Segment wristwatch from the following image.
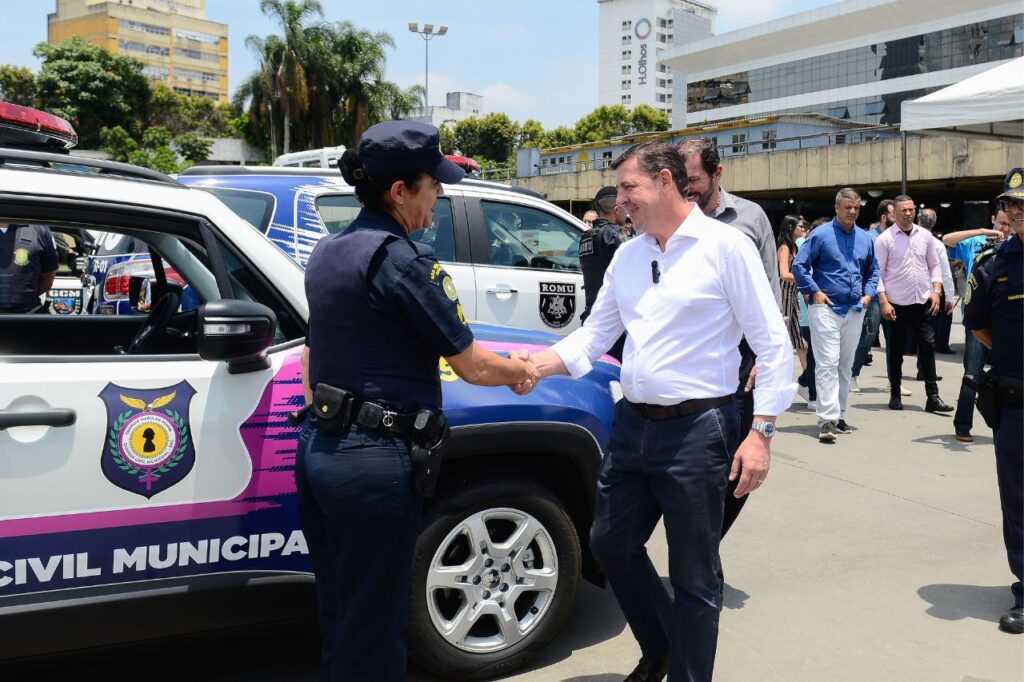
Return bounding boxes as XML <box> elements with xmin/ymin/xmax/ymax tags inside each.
<box><xmin>750</xmin><ymin>420</ymin><xmax>776</xmax><ymax>438</ymax></box>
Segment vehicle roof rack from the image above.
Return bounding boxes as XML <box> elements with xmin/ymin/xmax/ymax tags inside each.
<box><xmin>0</xmin><ymin>148</ymin><xmax>180</xmax><ymax>185</ymax></box>
<box><xmin>179</xmin><ymin>165</ymin><xmax>343</xmax><ymax>177</ymax></box>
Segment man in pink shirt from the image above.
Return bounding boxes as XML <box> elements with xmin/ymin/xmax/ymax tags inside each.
<box><xmin>875</xmin><ymin>195</ymin><xmax>954</xmax><ymax>412</ymax></box>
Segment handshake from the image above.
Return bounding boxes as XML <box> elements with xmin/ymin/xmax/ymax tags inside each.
<box><xmin>509</xmin><ymin>349</ymin><xmax>541</xmax><ymax>396</ymax></box>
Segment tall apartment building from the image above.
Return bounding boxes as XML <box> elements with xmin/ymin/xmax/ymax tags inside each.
<box><xmin>662</xmin><ymin>0</ymin><xmax>1022</xmax><ymax>129</ymax></box>
<box><xmin>597</xmin><ymin>0</ymin><xmax>716</xmax><ymax>121</ymax></box>
<box><xmin>48</xmin><ymin>0</ymin><xmax>228</xmax><ymax>103</ymax></box>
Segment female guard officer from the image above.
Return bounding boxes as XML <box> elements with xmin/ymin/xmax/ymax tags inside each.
<box><xmin>296</xmin><ymin>120</ymin><xmax>540</xmax><ymax>681</ymax></box>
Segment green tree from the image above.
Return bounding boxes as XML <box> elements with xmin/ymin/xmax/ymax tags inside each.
<box><xmin>147</xmin><ymin>84</ymin><xmax>235</xmax><ymax>137</ymax></box>
<box><xmin>573</xmin><ymin>104</ymin><xmax>633</xmax><ymax>143</ymax></box>
<box><xmin>541</xmin><ymin>125</ymin><xmax>578</xmax><ymax>148</ymax></box>
<box><xmin>0</xmin><ymin>65</ymin><xmax>37</xmax><ymax>106</ymax></box>
<box><xmin>519</xmin><ymin>119</ymin><xmax>546</xmax><ymax>148</ymax></box>
<box><xmin>237</xmin><ymin>34</ymin><xmax>285</xmax><ymax>157</ymax></box>
<box><xmin>258</xmin><ymin>0</ymin><xmax>323</xmax><ymax>155</ymax></box>
<box><xmin>628</xmin><ymin>104</ymin><xmax>670</xmax><ymax>134</ymax></box>
<box><xmin>33</xmin><ymin>38</ymin><xmax>150</xmax><ymax>148</ymax></box>
<box><xmin>450</xmin><ymin>113</ymin><xmax>520</xmax><ymax>166</ymax></box>
<box><xmin>175</xmin><ymin>132</ymin><xmax>213</xmax><ymax>163</ymax></box>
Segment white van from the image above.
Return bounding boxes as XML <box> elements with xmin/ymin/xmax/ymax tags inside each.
<box><xmin>272</xmin><ymin>145</ymin><xmax>346</xmax><ymax>169</ymax></box>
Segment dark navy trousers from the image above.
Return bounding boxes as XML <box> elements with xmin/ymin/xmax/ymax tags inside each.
<box><xmin>994</xmin><ymin>403</ymin><xmax>1023</xmax><ymax>608</ymax></box>
<box><xmin>295</xmin><ymin>421</ymin><xmax>422</xmax><ymax>682</ymax></box>
<box><xmin>591</xmin><ymin>399</ymin><xmax>740</xmax><ymax>682</ymax></box>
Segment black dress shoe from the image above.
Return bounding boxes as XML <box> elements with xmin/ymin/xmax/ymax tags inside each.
<box><xmin>916</xmin><ymin>374</ymin><xmax>943</xmax><ymax>381</ymax></box>
<box><xmin>624</xmin><ymin>655</ymin><xmax>669</xmax><ymax>682</ymax></box>
<box><xmin>999</xmin><ymin>605</ymin><xmax>1023</xmax><ymax>634</ymax></box>
<box><xmin>889</xmin><ymin>395</ymin><xmax>903</xmax><ymax>410</ymax></box>
<box><xmin>863</xmin><ymin>352</ymin><xmax>873</xmax><ymax>366</ymax></box>
<box><xmin>925</xmin><ymin>396</ymin><xmax>954</xmax><ymax>413</ymax></box>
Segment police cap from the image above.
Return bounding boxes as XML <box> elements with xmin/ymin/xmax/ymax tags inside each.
<box><xmin>997</xmin><ymin>167</ymin><xmax>1024</xmax><ymax>202</ymax></box>
<box><xmin>359</xmin><ymin>120</ymin><xmax>465</xmax><ymax>184</ymax></box>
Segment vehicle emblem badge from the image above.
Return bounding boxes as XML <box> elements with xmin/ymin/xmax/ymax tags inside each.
<box><xmin>98</xmin><ymin>381</ymin><xmax>197</xmax><ymax>498</ymax></box>
<box><xmin>539</xmin><ymin>282</ymin><xmax>576</xmax><ymax>329</ymax></box>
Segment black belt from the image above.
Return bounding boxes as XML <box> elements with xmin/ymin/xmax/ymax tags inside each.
<box><xmin>628</xmin><ymin>395</ymin><xmax>732</xmax><ymax>421</ymax></box>
<box><xmin>344</xmin><ymin>399</ymin><xmax>421</xmax><ymax>437</ymax></box>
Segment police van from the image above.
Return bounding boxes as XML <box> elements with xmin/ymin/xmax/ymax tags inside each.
<box><xmin>0</xmin><ymin>109</ymin><xmax>620</xmax><ymax>679</ymax></box>
<box><xmin>178</xmin><ymin>165</ymin><xmax>588</xmax><ymax>335</ymax></box>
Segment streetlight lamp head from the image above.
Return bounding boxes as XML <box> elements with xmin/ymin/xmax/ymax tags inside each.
<box><xmin>423</xmin><ymin>23</ymin><xmax>434</xmax><ymax>33</ymax></box>
<box><xmin>438</xmin><ymin>26</ymin><xmax>448</xmax><ymax>35</ymax></box>
<box><xmin>408</xmin><ymin>22</ymin><xmax>419</xmax><ymax>32</ymax></box>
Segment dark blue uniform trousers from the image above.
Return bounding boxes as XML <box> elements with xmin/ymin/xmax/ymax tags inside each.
<box><xmin>296</xmin><ymin>422</ymin><xmax>422</xmax><ymax>681</ymax></box>
<box><xmin>591</xmin><ymin>399</ymin><xmax>740</xmax><ymax>682</ymax></box>
<box><xmin>994</xmin><ymin>403</ymin><xmax>1023</xmax><ymax>608</ymax></box>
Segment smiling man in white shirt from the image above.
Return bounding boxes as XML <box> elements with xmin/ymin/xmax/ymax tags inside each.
<box><xmin>525</xmin><ymin>140</ymin><xmax>794</xmax><ymax>682</ymax></box>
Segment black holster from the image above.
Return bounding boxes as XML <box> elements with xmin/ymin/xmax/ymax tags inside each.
<box><xmin>410</xmin><ymin>411</ymin><xmax>450</xmax><ymax>498</ymax></box>
<box><xmin>964</xmin><ymin>370</ymin><xmax>1019</xmax><ymax>432</ymax></box>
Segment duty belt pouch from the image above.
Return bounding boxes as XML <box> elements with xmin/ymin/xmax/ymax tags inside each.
<box><xmin>965</xmin><ymin>371</ymin><xmax>1001</xmax><ymax>431</ymax></box>
<box><xmin>410</xmin><ymin>411</ymin><xmax>449</xmax><ymax>498</ymax></box>
<box><xmin>312</xmin><ymin>384</ymin><xmax>354</xmax><ymax>436</ymax></box>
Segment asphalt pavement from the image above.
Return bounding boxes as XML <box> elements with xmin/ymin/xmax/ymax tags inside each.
<box><xmin>473</xmin><ymin>323</ymin><xmax>1024</xmax><ymax>682</ymax></box>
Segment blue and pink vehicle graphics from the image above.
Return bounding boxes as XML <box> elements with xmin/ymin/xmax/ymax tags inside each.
<box><xmin>0</xmin><ymin>324</ymin><xmax>618</xmax><ymax>600</ymax></box>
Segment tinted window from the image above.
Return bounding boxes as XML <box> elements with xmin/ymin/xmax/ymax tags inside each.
<box><xmin>481</xmin><ymin>200</ymin><xmax>581</xmax><ymax>271</ymax></box>
<box><xmin>315</xmin><ymin>195</ymin><xmax>456</xmax><ymax>262</ymax></box>
<box><xmin>199</xmin><ymin>188</ymin><xmax>275</xmax><ymax>233</ymax></box>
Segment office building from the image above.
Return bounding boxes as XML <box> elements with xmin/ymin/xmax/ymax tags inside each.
<box><xmin>597</xmin><ymin>0</ymin><xmax>716</xmax><ymax>120</ymax></box>
<box><xmin>662</xmin><ymin>0</ymin><xmax>1022</xmax><ymax>128</ymax></box>
<box><xmin>410</xmin><ymin>91</ymin><xmax>483</xmax><ymax>128</ymax></box>
<box><xmin>48</xmin><ymin>0</ymin><xmax>228</xmax><ymax>103</ymax></box>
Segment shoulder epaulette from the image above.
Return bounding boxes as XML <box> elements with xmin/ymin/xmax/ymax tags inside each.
<box><xmin>973</xmin><ymin>247</ymin><xmax>997</xmax><ymax>265</ymax></box>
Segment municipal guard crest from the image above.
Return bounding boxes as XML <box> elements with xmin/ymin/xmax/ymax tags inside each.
<box><xmin>99</xmin><ymin>381</ymin><xmax>197</xmax><ymax>498</ymax></box>
<box><xmin>539</xmin><ymin>282</ymin><xmax>576</xmax><ymax>329</ymax></box>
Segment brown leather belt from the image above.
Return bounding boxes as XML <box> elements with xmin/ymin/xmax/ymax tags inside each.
<box><xmin>628</xmin><ymin>395</ymin><xmax>733</xmax><ymax>421</ymax></box>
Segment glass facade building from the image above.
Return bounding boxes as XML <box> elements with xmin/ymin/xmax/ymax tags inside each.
<box><xmin>687</xmin><ymin>14</ymin><xmax>1022</xmax><ymax>124</ymax></box>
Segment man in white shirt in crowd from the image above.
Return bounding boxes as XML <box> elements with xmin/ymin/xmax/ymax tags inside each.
<box><xmin>524</xmin><ymin>140</ymin><xmax>794</xmax><ymax>682</ymax></box>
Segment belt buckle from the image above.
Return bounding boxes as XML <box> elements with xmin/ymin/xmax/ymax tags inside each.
<box><xmin>382</xmin><ymin>410</ymin><xmax>395</xmax><ymax>428</ymax></box>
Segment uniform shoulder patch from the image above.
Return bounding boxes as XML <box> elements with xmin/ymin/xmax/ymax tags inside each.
<box><xmin>973</xmin><ymin>247</ymin><xmax>997</xmax><ymax>265</ymax></box>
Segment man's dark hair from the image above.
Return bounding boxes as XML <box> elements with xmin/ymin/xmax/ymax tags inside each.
<box><xmin>610</xmin><ymin>139</ymin><xmax>688</xmax><ymax>198</ymax></box>
<box><xmin>677</xmin><ymin>138</ymin><xmax>720</xmax><ymax>176</ymax></box>
<box><xmin>595</xmin><ymin>195</ymin><xmax>617</xmax><ymax>215</ymax></box>
<box><xmin>894</xmin><ymin>194</ymin><xmax>914</xmax><ymax>205</ymax></box>
<box><xmin>876</xmin><ymin>199</ymin><xmax>895</xmax><ymax>222</ymax></box>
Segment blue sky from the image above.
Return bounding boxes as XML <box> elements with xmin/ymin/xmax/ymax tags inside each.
<box><xmin>0</xmin><ymin>0</ymin><xmax>837</xmax><ymax>128</ymax></box>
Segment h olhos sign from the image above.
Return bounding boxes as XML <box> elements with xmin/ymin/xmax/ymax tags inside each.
<box><xmin>635</xmin><ymin>18</ymin><xmax>651</xmax><ymax>85</ymax></box>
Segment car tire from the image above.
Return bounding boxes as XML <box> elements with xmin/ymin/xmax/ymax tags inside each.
<box><xmin>408</xmin><ymin>474</ymin><xmax>581</xmax><ymax>680</ymax></box>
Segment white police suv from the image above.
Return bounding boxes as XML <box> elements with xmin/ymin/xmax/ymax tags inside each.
<box><xmin>0</xmin><ymin>114</ymin><xmax>621</xmax><ymax>680</ymax></box>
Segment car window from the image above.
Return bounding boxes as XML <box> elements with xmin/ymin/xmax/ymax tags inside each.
<box><xmin>480</xmin><ymin>200</ymin><xmax>581</xmax><ymax>271</ymax></box>
<box><xmin>0</xmin><ymin>221</ymin><xmax>302</xmax><ymax>355</ymax></box>
<box><xmin>316</xmin><ymin>195</ymin><xmax>456</xmax><ymax>262</ymax></box>
<box><xmin>197</xmin><ymin>187</ymin><xmax>275</xmax><ymax>234</ymax></box>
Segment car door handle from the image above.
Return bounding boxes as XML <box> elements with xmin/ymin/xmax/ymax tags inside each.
<box><xmin>486</xmin><ymin>285</ymin><xmax>518</xmax><ymax>296</ymax></box>
<box><xmin>0</xmin><ymin>409</ymin><xmax>77</xmax><ymax>431</ymax></box>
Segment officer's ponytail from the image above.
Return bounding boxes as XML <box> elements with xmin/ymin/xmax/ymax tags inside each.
<box><xmin>339</xmin><ymin>148</ymin><xmax>427</xmax><ymax>213</ymax></box>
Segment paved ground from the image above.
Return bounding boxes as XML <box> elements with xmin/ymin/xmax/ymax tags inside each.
<box><xmin>470</xmin><ymin>323</ymin><xmax>1024</xmax><ymax>682</ymax></box>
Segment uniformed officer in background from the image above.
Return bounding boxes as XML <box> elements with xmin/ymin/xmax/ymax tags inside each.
<box><xmin>297</xmin><ymin>120</ymin><xmax>540</xmax><ymax>680</ymax></box>
<box><xmin>0</xmin><ymin>222</ymin><xmax>58</xmax><ymax>313</ymax></box>
<box><xmin>963</xmin><ymin>168</ymin><xmax>1024</xmax><ymax>635</ymax></box>
<box><xmin>579</xmin><ymin>185</ymin><xmax>632</xmax><ymax>360</ymax></box>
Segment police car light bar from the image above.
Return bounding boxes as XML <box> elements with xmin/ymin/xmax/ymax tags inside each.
<box><xmin>0</xmin><ymin>102</ymin><xmax>78</xmax><ymax>149</ymax></box>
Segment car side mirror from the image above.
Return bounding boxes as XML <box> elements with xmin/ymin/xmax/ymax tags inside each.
<box><xmin>128</xmin><ymin>276</ymin><xmax>154</xmax><ymax>312</ymax></box>
<box><xmin>197</xmin><ymin>300</ymin><xmax>277</xmax><ymax>374</ymax></box>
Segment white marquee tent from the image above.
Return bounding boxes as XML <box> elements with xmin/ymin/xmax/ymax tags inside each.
<box><xmin>901</xmin><ymin>57</ymin><xmax>1024</xmax><ymax>140</ymax></box>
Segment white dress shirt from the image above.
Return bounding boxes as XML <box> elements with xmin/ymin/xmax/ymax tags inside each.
<box><xmin>930</xmin><ymin>237</ymin><xmax>954</xmax><ymax>301</ymax></box>
<box><xmin>552</xmin><ymin>206</ymin><xmax>796</xmax><ymax>416</ymax></box>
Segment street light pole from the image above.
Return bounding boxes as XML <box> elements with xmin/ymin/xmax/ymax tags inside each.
<box><xmin>408</xmin><ymin>23</ymin><xmax>448</xmax><ymax>110</ymax></box>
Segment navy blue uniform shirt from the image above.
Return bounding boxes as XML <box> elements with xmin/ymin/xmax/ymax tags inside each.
<box><xmin>305</xmin><ymin>207</ymin><xmax>473</xmax><ymax>410</ymax></box>
<box><xmin>964</xmin><ymin>236</ymin><xmax>1023</xmax><ymax>380</ymax></box>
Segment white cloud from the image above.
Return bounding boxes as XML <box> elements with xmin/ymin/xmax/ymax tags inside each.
<box><xmin>480</xmin><ymin>83</ymin><xmax>536</xmax><ymax>121</ymax></box>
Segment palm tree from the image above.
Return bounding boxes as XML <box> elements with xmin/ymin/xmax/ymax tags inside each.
<box><xmin>237</xmin><ymin>34</ymin><xmax>284</xmax><ymax>158</ymax></box>
<box><xmin>258</xmin><ymin>0</ymin><xmax>323</xmax><ymax>155</ymax></box>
